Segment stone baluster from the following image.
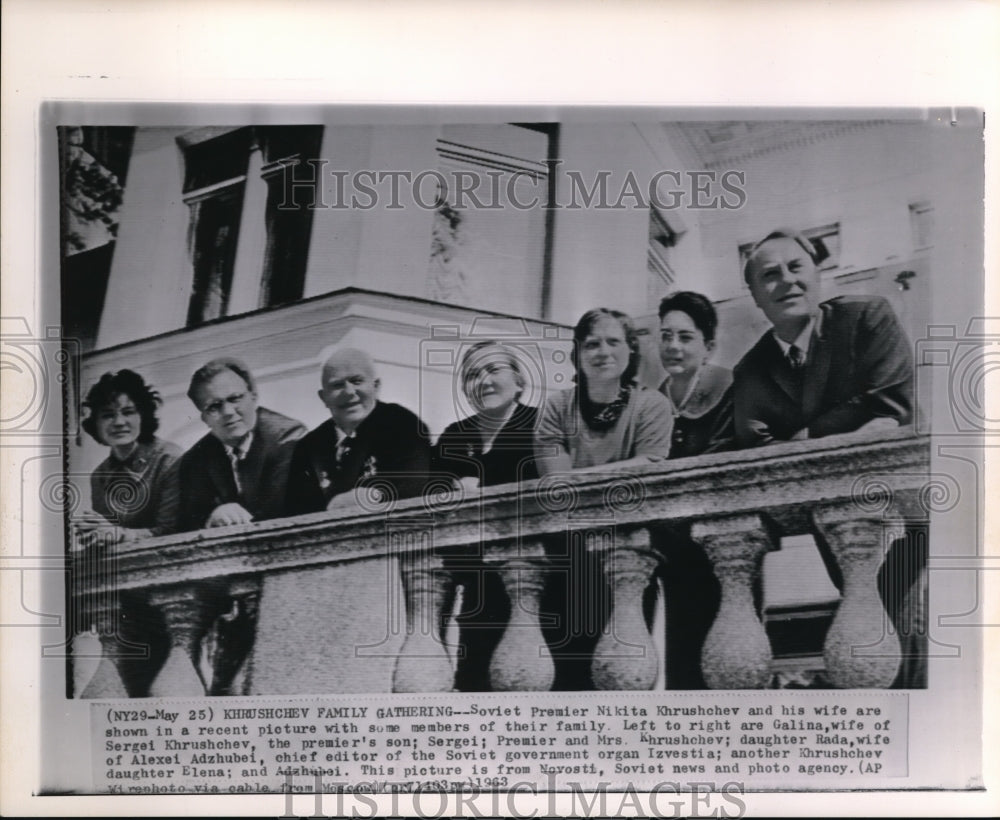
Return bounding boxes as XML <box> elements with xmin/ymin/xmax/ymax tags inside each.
<box><xmin>692</xmin><ymin>514</ymin><xmax>775</xmax><ymax>689</ymax></box>
<box><xmin>72</xmin><ymin>534</ymin><xmax>136</xmax><ymax>698</ymax></box>
<box><xmin>591</xmin><ymin>528</ymin><xmax>661</xmax><ymax>690</ymax></box>
<box><xmin>146</xmin><ymin>585</ymin><xmax>215</xmax><ymax>697</ymax></box>
<box><xmin>78</xmin><ymin>601</ymin><xmax>130</xmax><ymax>699</ymax></box>
<box><xmin>812</xmin><ymin>502</ymin><xmax>902</xmax><ymax>688</ymax></box>
<box><xmin>486</xmin><ymin>540</ymin><xmax>554</xmax><ymax>692</ymax></box>
<box><xmin>210</xmin><ymin>577</ymin><xmax>262</xmax><ymax>696</ymax></box>
<box><xmin>393</xmin><ymin>545</ymin><xmax>454</xmax><ymax>693</ymax></box>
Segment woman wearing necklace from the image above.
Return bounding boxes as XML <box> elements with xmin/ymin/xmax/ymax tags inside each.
<box><xmin>656</xmin><ymin>291</ymin><xmax>734</xmax><ymax>688</ymax></box>
<box><xmin>535</xmin><ymin>308</ymin><xmax>673</xmax><ymax>476</ymax></box>
<box><xmin>75</xmin><ymin>369</ymin><xmax>182</xmax><ymax>696</ymax></box>
<box><xmin>657</xmin><ymin>291</ymin><xmax>734</xmax><ymax>458</ymax></box>
<box><xmin>535</xmin><ymin>308</ymin><xmax>673</xmax><ymax>689</ymax></box>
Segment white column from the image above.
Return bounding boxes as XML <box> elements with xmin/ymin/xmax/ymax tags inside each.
<box><xmin>226</xmin><ymin>144</ymin><xmax>268</xmax><ymax>314</ymax></box>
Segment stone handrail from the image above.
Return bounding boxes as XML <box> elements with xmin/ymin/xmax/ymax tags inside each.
<box><xmin>72</xmin><ymin>428</ymin><xmax>930</xmax><ymax>696</ymax></box>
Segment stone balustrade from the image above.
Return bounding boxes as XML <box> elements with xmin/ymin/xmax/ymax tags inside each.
<box><xmin>71</xmin><ymin>429</ymin><xmax>930</xmax><ymax>697</ymax></box>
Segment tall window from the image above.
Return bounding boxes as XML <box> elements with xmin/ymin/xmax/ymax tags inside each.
<box><xmin>258</xmin><ymin>126</ymin><xmax>324</xmax><ymax>306</ymax></box>
<box><xmin>58</xmin><ymin>126</ymin><xmax>135</xmax><ymax>352</ymax></box>
<box><xmin>180</xmin><ymin>125</ymin><xmax>323</xmax><ymax>326</ymax></box>
<box><xmin>182</xmin><ymin>128</ymin><xmax>250</xmax><ymax>326</ymax></box>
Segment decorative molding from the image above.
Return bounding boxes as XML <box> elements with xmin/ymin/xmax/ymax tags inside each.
<box><xmin>436</xmin><ymin>139</ymin><xmax>549</xmax><ymax>179</ymax></box>
<box><xmin>665</xmin><ymin>120</ymin><xmax>891</xmax><ymax>170</ymax></box>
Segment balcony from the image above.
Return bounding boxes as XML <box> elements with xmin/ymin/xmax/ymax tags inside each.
<box><xmin>72</xmin><ymin>428</ymin><xmax>929</xmax><ymax>697</ymax></box>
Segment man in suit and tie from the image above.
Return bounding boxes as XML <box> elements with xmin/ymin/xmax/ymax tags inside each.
<box><xmin>176</xmin><ymin>357</ymin><xmax>306</xmax><ymax>531</ymax></box>
<box><xmin>734</xmin><ymin>229</ymin><xmax>914</xmax><ymax>447</ymax></box>
<box><xmin>734</xmin><ymin>229</ymin><xmax>923</xmax><ymax>687</ymax></box>
<box><xmin>173</xmin><ymin>357</ymin><xmax>306</xmax><ymax>693</ymax></box>
<box><xmin>285</xmin><ymin>348</ymin><xmax>432</xmax><ymax>515</ymax></box>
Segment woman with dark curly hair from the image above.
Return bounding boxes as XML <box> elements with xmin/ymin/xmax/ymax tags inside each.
<box><xmin>76</xmin><ymin>370</ymin><xmax>182</xmax><ymax>697</ymax></box>
<box><xmin>76</xmin><ymin>369</ymin><xmax>182</xmax><ymax>545</ymax></box>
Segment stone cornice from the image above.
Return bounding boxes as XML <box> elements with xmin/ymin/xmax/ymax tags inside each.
<box><xmin>84</xmin><ymin>287</ymin><xmax>570</xmax><ymax>365</ymax></box>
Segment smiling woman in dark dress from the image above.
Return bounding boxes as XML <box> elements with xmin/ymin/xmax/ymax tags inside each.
<box><xmin>433</xmin><ymin>340</ymin><xmax>539</xmax><ymax>490</ymax></box>
<box><xmin>433</xmin><ymin>340</ymin><xmax>539</xmax><ymax>691</ymax></box>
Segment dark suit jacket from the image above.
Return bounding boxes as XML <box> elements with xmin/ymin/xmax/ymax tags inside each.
<box><xmin>432</xmin><ymin>403</ymin><xmax>539</xmax><ymax>487</ymax></box>
<box><xmin>174</xmin><ymin>407</ymin><xmax>306</xmax><ymax>532</ymax></box>
<box><xmin>734</xmin><ymin>295</ymin><xmax>913</xmax><ymax>447</ymax></box>
<box><xmin>285</xmin><ymin>401</ymin><xmax>432</xmax><ymax>516</ymax></box>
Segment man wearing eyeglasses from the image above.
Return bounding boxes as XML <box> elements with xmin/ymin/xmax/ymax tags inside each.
<box><xmin>175</xmin><ymin>357</ymin><xmax>306</xmax><ymax>532</ymax></box>
<box><xmin>169</xmin><ymin>357</ymin><xmax>306</xmax><ymax>695</ymax></box>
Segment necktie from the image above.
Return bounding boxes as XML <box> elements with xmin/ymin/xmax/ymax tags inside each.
<box><xmin>336</xmin><ymin>435</ymin><xmax>353</xmax><ymax>467</ymax></box>
<box><xmin>229</xmin><ymin>445</ymin><xmax>245</xmax><ymax>494</ymax></box>
<box><xmin>787</xmin><ymin>344</ymin><xmax>805</xmax><ymax>370</ymax></box>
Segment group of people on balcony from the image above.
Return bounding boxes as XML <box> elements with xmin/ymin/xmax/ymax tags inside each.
<box><xmin>75</xmin><ymin>228</ymin><xmax>921</xmax><ymax>694</ymax></box>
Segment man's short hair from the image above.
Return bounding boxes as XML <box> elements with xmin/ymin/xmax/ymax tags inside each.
<box><xmin>320</xmin><ymin>348</ymin><xmax>377</xmax><ymax>385</ymax></box>
<box><xmin>187</xmin><ymin>357</ymin><xmax>257</xmax><ymax>407</ymax></box>
<box><xmin>742</xmin><ymin>228</ymin><xmax>830</xmax><ymax>284</ymax></box>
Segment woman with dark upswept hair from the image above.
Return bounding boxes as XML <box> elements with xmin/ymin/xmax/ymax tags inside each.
<box><xmin>534</xmin><ymin>308</ymin><xmax>674</xmax><ymax>689</ymax></box>
<box><xmin>75</xmin><ymin>369</ymin><xmax>181</xmax><ymax>696</ymax></box>
<box><xmin>656</xmin><ymin>290</ymin><xmax>734</xmax><ymax>458</ymax></box>
<box><xmin>655</xmin><ymin>291</ymin><xmax>734</xmax><ymax>688</ymax></box>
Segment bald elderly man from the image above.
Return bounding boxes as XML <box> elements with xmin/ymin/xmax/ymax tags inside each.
<box><xmin>285</xmin><ymin>348</ymin><xmax>432</xmax><ymax>514</ymax></box>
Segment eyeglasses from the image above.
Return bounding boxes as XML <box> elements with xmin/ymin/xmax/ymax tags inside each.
<box><xmin>463</xmin><ymin>362</ymin><xmax>515</xmax><ymax>383</ymax></box>
<box><xmin>201</xmin><ymin>392</ymin><xmax>249</xmax><ymax>417</ymax></box>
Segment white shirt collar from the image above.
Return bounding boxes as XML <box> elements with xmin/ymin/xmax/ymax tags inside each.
<box><xmin>224</xmin><ymin>431</ymin><xmax>254</xmax><ymax>460</ymax></box>
<box><xmin>772</xmin><ymin>317</ymin><xmax>816</xmax><ymax>359</ymax></box>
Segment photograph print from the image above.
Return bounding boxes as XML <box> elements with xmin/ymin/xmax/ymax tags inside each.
<box><xmin>55</xmin><ymin>108</ymin><xmax>982</xmax><ymax>700</ymax></box>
